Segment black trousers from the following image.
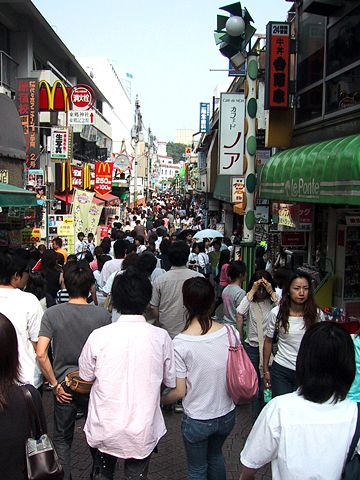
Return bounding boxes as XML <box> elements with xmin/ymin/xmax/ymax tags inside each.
<box><xmin>91</xmin><ymin>448</ymin><xmax>153</xmax><ymax>480</ymax></box>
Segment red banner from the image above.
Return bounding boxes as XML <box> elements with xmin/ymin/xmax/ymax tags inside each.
<box><xmin>17</xmin><ymin>78</ymin><xmax>39</xmax><ymax>168</ymax></box>
<box><xmin>265</xmin><ymin>22</ymin><xmax>290</xmax><ymax>109</ymax></box>
<box><xmin>94</xmin><ymin>162</ymin><xmax>113</xmax><ymax>196</ymax></box>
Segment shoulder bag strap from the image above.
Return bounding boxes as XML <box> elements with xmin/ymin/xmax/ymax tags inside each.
<box><xmin>224</xmin><ymin>323</ymin><xmax>240</xmax><ymax>348</ymax></box>
<box><xmin>21</xmin><ymin>386</ymin><xmax>44</xmax><ymax>438</ymax></box>
<box><xmin>346</xmin><ymin>403</ymin><xmax>360</xmax><ymax>464</ymax></box>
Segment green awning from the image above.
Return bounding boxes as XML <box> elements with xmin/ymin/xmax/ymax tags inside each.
<box><xmin>259</xmin><ymin>134</ymin><xmax>360</xmax><ymax>205</ymax></box>
<box><xmin>213</xmin><ymin>175</ymin><xmax>232</xmax><ymax>203</ymax></box>
<box><xmin>0</xmin><ymin>182</ymin><xmax>38</xmax><ymax>207</ymax></box>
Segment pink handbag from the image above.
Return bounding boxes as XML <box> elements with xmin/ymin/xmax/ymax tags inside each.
<box><xmin>225</xmin><ymin>324</ymin><xmax>259</xmax><ymax>404</ymax></box>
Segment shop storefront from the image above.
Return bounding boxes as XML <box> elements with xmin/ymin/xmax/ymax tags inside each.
<box><xmin>259</xmin><ymin>133</ymin><xmax>360</xmax><ymax>313</ymax></box>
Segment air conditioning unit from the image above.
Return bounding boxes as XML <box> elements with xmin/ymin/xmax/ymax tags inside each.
<box><xmin>0</xmin><ymin>85</ymin><xmax>12</xmax><ymax>97</ymax></box>
<box><xmin>303</xmin><ymin>0</ymin><xmax>342</xmax><ymax>16</ymax></box>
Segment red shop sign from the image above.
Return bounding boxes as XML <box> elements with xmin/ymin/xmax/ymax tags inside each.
<box><xmin>281</xmin><ymin>231</ymin><xmax>306</xmax><ymax>247</ymax></box>
<box><xmin>94</xmin><ymin>162</ymin><xmax>113</xmax><ymax>196</ymax></box>
<box><xmin>265</xmin><ymin>22</ymin><xmax>290</xmax><ymax>109</ymax></box>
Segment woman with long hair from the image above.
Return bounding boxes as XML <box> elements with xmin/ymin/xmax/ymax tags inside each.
<box><xmin>161</xmin><ymin>277</ymin><xmax>236</xmax><ymax>480</ymax></box>
<box><xmin>0</xmin><ymin>313</ymin><xmax>46</xmax><ymax>479</ymax></box>
<box><xmin>236</xmin><ymin>270</ymin><xmax>278</xmax><ymax>420</ymax></box>
<box><xmin>263</xmin><ymin>271</ymin><xmax>324</xmax><ymax>398</ymax></box>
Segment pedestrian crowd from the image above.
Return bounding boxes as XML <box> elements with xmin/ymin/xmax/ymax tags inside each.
<box><xmin>0</xmin><ymin>191</ymin><xmax>359</xmax><ymax>480</ymax></box>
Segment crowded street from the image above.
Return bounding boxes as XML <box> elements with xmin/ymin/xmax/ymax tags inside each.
<box><xmin>1</xmin><ymin>1</ymin><xmax>360</xmax><ymax>480</ymax></box>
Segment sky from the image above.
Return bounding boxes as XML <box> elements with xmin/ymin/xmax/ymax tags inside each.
<box><xmin>32</xmin><ymin>0</ymin><xmax>290</xmax><ymax>142</ymax></box>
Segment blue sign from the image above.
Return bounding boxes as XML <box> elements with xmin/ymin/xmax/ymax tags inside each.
<box><xmin>228</xmin><ymin>61</ymin><xmax>247</xmax><ymax>77</ymax></box>
<box><xmin>199</xmin><ymin>102</ymin><xmax>210</xmax><ymax>133</ymax></box>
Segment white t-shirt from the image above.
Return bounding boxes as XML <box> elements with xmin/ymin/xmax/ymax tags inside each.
<box><xmin>241</xmin><ymin>391</ymin><xmax>358</xmax><ymax>480</ymax></box>
<box><xmin>99</xmin><ymin>258</ymin><xmax>124</xmax><ymax>287</ymax></box>
<box><xmin>0</xmin><ymin>288</ymin><xmax>43</xmax><ymax>387</ymax></box>
<box><xmin>173</xmin><ymin>326</ymin><xmax>235</xmax><ymax>420</ymax></box>
<box><xmin>265</xmin><ymin>306</ymin><xmax>324</xmax><ymax>370</ymax></box>
<box><xmin>237</xmin><ymin>296</ymin><xmax>274</xmax><ymax>348</ymax></box>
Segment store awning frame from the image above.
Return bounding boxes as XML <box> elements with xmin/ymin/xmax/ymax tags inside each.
<box><xmin>0</xmin><ymin>182</ymin><xmax>38</xmax><ymax>207</ymax></box>
<box><xmin>259</xmin><ymin>134</ymin><xmax>360</xmax><ymax>205</ymax></box>
<box><xmin>54</xmin><ymin>193</ymin><xmax>105</xmax><ymax>205</ymax></box>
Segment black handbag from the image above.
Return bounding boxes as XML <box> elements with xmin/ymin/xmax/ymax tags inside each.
<box><xmin>21</xmin><ymin>386</ymin><xmax>64</xmax><ymax>480</ymax></box>
<box><xmin>342</xmin><ymin>402</ymin><xmax>360</xmax><ymax>479</ymax></box>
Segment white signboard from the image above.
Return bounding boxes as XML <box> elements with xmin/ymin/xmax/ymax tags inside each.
<box><xmin>232</xmin><ymin>177</ymin><xmax>245</xmax><ymax>204</ymax></box>
<box><xmin>69</xmin><ymin>110</ymin><xmax>95</xmax><ymax>125</ymax></box>
<box><xmin>50</xmin><ymin>127</ymin><xmax>69</xmax><ymax>160</ymax></box>
<box><xmin>218</xmin><ymin>92</ymin><xmax>245</xmax><ymax>175</ymax></box>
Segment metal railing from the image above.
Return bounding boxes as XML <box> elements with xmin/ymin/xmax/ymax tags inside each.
<box><xmin>0</xmin><ymin>51</ymin><xmax>18</xmax><ymax>92</ymax></box>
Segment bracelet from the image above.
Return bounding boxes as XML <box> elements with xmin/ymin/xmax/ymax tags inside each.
<box><xmin>263</xmin><ymin>371</ymin><xmax>270</xmax><ymax>375</ymax></box>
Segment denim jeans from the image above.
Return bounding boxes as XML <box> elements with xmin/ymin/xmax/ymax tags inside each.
<box><xmin>181</xmin><ymin>409</ymin><xmax>236</xmax><ymax>480</ymax></box>
<box><xmin>245</xmin><ymin>344</ymin><xmax>264</xmax><ymax>421</ymax></box>
<box><xmin>53</xmin><ymin>392</ymin><xmax>89</xmax><ymax>480</ymax></box>
<box><xmin>90</xmin><ymin>448</ymin><xmax>152</xmax><ymax>480</ymax></box>
<box><xmin>271</xmin><ymin>361</ymin><xmax>297</xmax><ymax>398</ymax></box>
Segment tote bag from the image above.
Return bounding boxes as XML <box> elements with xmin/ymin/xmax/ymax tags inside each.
<box><xmin>225</xmin><ymin>324</ymin><xmax>258</xmax><ymax>404</ymax></box>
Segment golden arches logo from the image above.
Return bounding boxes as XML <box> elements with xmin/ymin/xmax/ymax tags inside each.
<box><xmin>96</xmin><ymin>162</ymin><xmax>111</xmax><ymax>175</ymax></box>
<box><xmin>39</xmin><ymin>80</ymin><xmax>70</xmax><ymax>112</ymax></box>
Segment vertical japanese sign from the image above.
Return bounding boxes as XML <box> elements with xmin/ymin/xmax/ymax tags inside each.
<box><xmin>265</xmin><ymin>22</ymin><xmax>290</xmax><ymax>109</ymax></box>
<box><xmin>218</xmin><ymin>93</ymin><xmax>245</xmax><ymax>175</ymax></box>
<box><xmin>199</xmin><ymin>102</ymin><xmax>210</xmax><ymax>133</ymax></box>
<box><xmin>95</xmin><ymin>162</ymin><xmax>113</xmax><ymax>196</ymax></box>
<box><xmin>17</xmin><ymin>78</ymin><xmax>39</xmax><ymax>168</ymax></box>
<box><xmin>50</xmin><ymin>127</ymin><xmax>69</xmax><ymax>160</ymax></box>
<box><xmin>232</xmin><ymin>177</ymin><xmax>245</xmax><ymax>204</ymax></box>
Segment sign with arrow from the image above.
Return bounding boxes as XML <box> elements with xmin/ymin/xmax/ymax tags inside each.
<box><xmin>68</xmin><ymin>110</ymin><xmax>95</xmax><ymax>125</ymax></box>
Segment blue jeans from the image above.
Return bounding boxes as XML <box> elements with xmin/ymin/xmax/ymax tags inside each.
<box><xmin>245</xmin><ymin>344</ymin><xmax>264</xmax><ymax>421</ymax></box>
<box><xmin>271</xmin><ymin>361</ymin><xmax>297</xmax><ymax>398</ymax></box>
<box><xmin>181</xmin><ymin>409</ymin><xmax>236</xmax><ymax>480</ymax></box>
<box><xmin>53</xmin><ymin>392</ymin><xmax>89</xmax><ymax>480</ymax></box>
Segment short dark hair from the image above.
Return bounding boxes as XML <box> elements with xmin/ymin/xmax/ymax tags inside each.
<box><xmin>77</xmin><ymin>232</ymin><xmax>85</xmax><ymax>239</ymax></box>
<box><xmin>227</xmin><ymin>260</ymin><xmax>246</xmax><ymax>282</ymax></box>
<box><xmin>53</xmin><ymin>237</ymin><xmax>63</xmax><ymax>248</ymax></box>
<box><xmin>138</xmin><ymin>252</ymin><xmax>157</xmax><ymax>276</ymax></box>
<box><xmin>111</xmin><ymin>267</ymin><xmax>152</xmax><ymax>314</ymax></box>
<box><xmin>135</xmin><ymin>235</ymin><xmax>145</xmax><ymax>245</ymax></box>
<box><xmin>100</xmin><ymin>237</ymin><xmax>111</xmax><ymax>254</ymax></box>
<box><xmin>25</xmin><ymin>272</ymin><xmax>46</xmax><ymax>301</ymax></box>
<box><xmin>168</xmin><ymin>241</ymin><xmax>190</xmax><ymax>267</ymax></box>
<box><xmin>0</xmin><ymin>313</ymin><xmax>19</xmax><ymax>409</ymax></box>
<box><xmin>273</xmin><ymin>268</ymin><xmax>292</xmax><ymax>289</ymax></box>
<box><xmin>296</xmin><ymin>322</ymin><xmax>355</xmax><ymax>404</ymax></box>
<box><xmin>160</xmin><ymin>238</ymin><xmax>171</xmax><ymax>255</ymax></box>
<box><xmin>183</xmin><ymin>277</ymin><xmax>215</xmax><ymax>334</ymax></box>
<box><xmin>0</xmin><ymin>249</ymin><xmax>29</xmax><ymax>285</ymax></box>
<box><xmin>63</xmin><ymin>261</ymin><xmax>95</xmax><ymax>298</ymax></box>
<box><xmin>113</xmin><ymin>240</ymin><xmax>127</xmax><ymax>259</ymax></box>
<box><xmin>41</xmin><ymin>249</ymin><xmax>57</xmax><ymax>270</ymax></box>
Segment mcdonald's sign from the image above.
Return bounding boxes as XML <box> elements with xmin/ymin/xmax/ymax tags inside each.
<box><xmin>39</xmin><ymin>80</ymin><xmax>71</xmax><ymax>112</ymax></box>
<box><xmin>95</xmin><ymin>162</ymin><xmax>113</xmax><ymax>196</ymax></box>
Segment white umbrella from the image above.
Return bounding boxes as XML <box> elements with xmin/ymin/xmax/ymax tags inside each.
<box><xmin>193</xmin><ymin>229</ymin><xmax>224</xmax><ymax>240</ymax></box>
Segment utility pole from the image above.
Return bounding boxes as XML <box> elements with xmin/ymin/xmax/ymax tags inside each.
<box><xmin>132</xmin><ymin>95</ymin><xmax>142</xmax><ymax>207</ymax></box>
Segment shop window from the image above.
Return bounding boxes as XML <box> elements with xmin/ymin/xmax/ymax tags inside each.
<box><xmin>295</xmin><ymin>84</ymin><xmax>323</xmax><ymax>123</ymax></box>
<box><xmin>297</xmin><ymin>13</ymin><xmax>325</xmax><ymax>90</ymax></box>
<box><xmin>326</xmin><ymin>65</ymin><xmax>360</xmax><ymax>114</ymax></box>
<box><xmin>327</xmin><ymin>5</ymin><xmax>360</xmax><ymax>76</ymax></box>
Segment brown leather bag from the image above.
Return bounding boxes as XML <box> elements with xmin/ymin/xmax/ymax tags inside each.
<box><xmin>63</xmin><ymin>370</ymin><xmax>93</xmax><ymax>395</ymax></box>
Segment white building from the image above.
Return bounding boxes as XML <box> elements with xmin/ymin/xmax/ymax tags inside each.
<box><xmin>78</xmin><ymin>57</ymin><xmax>132</xmax><ymax>154</ymax></box>
<box><xmin>158</xmin><ymin>156</ymin><xmax>180</xmax><ymax>183</ymax></box>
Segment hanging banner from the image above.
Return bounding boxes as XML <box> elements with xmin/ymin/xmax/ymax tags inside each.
<box><xmin>50</xmin><ymin>127</ymin><xmax>69</xmax><ymax>160</ymax></box>
<box><xmin>17</xmin><ymin>78</ymin><xmax>39</xmax><ymax>168</ymax></box>
<box><xmin>88</xmin><ymin>203</ymin><xmax>103</xmax><ymax>236</ymax></box>
<box><xmin>265</xmin><ymin>22</ymin><xmax>291</xmax><ymax>109</ymax></box>
<box><xmin>95</xmin><ymin>162</ymin><xmax>113</xmax><ymax>196</ymax></box>
<box><xmin>278</xmin><ymin>203</ymin><xmax>299</xmax><ymax>228</ymax></box>
<box><xmin>72</xmin><ymin>189</ymin><xmax>95</xmax><ymax>235</ymax></box>
<box><xmin>71</xmin><ymin>165</ymin><xmax>83</xmax><ymax>189</ymax></box>
<box><xmin>218</xmin><ymin>92</ymin><xmax>245</xmax><ymax>175</ymax></box>
<box><xmin>199</xmin><ymin>102</ymin><xmax>210</xmax><ymax>133</ymax></box>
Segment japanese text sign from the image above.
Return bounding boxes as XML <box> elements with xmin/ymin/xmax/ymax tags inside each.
<box><xmin>232</xmin><ymin>177</ymin><xmax>245</xmax><ymax>204</ymax></box>
<box><xmin>219</xmin><ymin>93</ymin><xmax>245</xmax><ymax>175</ymax></box>
<box><xmin>265</xmin><ymin>22</ymin><xmax>290</xmax><ymax>109</ymax></box>
<box><xmin>50</xmin><ymin>128</ymin><xmax>69</xmax><ymax>160</ymax></box>
<box><xmin>199</xmin><ymin>102</ymin><xmax>210</xmax><ymax>133</ymax></box>
<box><xmin>17</xmin><ymin>78</ymin><xmax>39</xmax><ymax>168</ymax></box>
<box><xmin>71</xmin><ymin>165</ymin><xmax>83</xmax><ymax>189</ymax></box>
<box><xmin>95</xmin><ymin>162</ymin><xmax>113</xmax><ymax>196</ymax></box>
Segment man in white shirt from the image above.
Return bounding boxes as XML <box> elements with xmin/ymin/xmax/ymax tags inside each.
<box><xmin>79</xmin><ymin>267</ymin><xmax>176</xmax><ymax>479</ymax></box>
<box><xmin>74</xmin><ymin>232</ymin><xmax>88</xmax><ymax>260</ymax></box>
<box><xmin>99</xmin><ymin>240</ymin><xmax>127</xmax><ymax>287</ymax></box>
<box><xmin>0</xmin><ymin>249</ymin><xmax>44</xmax><ymax>390</ymax></box>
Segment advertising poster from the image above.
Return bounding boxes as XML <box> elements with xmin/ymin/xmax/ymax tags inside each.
<box><xmin>72</xmin><ymin>189</ymin><xmax>95</xmax><ymax>235</ymax></box>
<box><xmin>17</xmin><ymin>78</ymin><xmax>39</xmax><ymax>168</ymax></box>
<box><xmin>47</xmin><ymin>215</ymin><xmax>75</xmax><ymax>253</ymax></box>
<box><xmin>26</xmin><ymin>169</ymin><xmax>46</xmax><ymax>199</ymax></box>
<box><xmin>88</xmin><ymin>203</ymin><xmax>103</xmax><ymax>236</ymax></box>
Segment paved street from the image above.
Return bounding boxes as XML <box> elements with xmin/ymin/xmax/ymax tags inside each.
<box><xmin>43</xmin><ymin>391</ymin><xmax>271</xmax><ymax>480</ymax></box>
